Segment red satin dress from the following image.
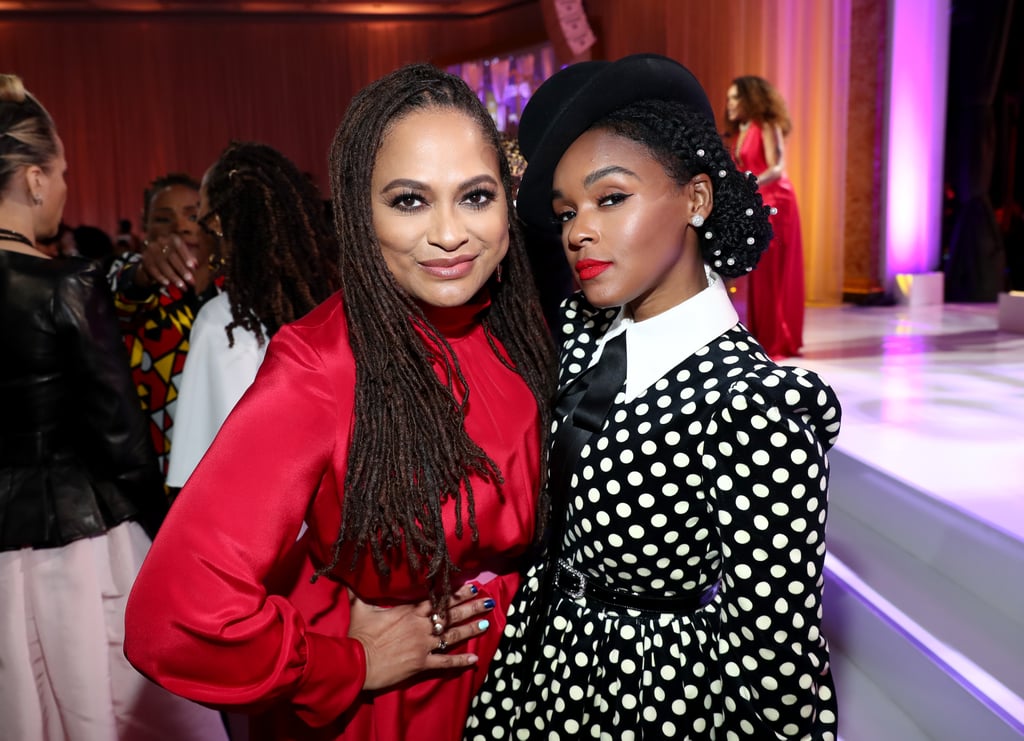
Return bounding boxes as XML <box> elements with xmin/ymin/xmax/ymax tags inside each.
<box><xmin>734</xmin><ymin>121</ymin><xmax>805</xmax><ymax>359</ymax></box>
<box><xmin>124</xmin><ymin>292</ymin><xmax>542</xmax><ymax>741</ymax></box>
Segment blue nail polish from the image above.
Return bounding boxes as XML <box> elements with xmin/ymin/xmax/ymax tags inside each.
<box><xmin>469</xmin><ymin>584</ymin><xmax>479</xmax><ymax>595</ymax></box>
<box><xmin>477</xmin><ymin>619</ymin><xmax>490</xmax><ymax>631</ymax></box>
<box><xmin>483</xmin><ymin>598</ymin><xmax>496</xmax><ymax>609</ymax></box>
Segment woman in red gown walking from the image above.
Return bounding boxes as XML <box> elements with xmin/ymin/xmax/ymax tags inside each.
<box><xmin>726</xmin><ymin>75</ymin><xmax>805</xmax><ymax>359</ymax></box>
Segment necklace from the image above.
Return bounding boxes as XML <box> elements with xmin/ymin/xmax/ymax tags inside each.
<box><xmin>0</xmin><ymin>227</ymin><xmax>34</xmax><ymax>248</ymax></box>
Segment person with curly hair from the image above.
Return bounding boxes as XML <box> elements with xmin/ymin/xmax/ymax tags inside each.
<box><xmin>165</xmin><ymin>141</ymin><xmax>342</xmax><ymax>487</ymax></box>
<box><xmin>464</xmin><ymin>54</ymin><xmax>842</xmax><ymax>739</ymax></box>
<box><xmin>726</xmin><ymin>74</ymin><xmax>806</xmax><ymax>359</ymax></box>
<box><xmin>125</xmin><ymin>63</ymin><xmax>557</xmax><ymax>741</ymax></box>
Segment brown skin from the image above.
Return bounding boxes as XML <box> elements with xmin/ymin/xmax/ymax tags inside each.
<box><xmin>552</xmin><ymin>128</ymin><xmax>711</xmax><ymax>322</ymax></box>
<box><xmin>348</xmin><ymin>583</ymin><xmax>496</xmax><ymax>690</ymax></box>
<box><xmin>343</xmin><ymin>106</ymin><xmax>514</xmax><ymax>691</ymax></box>
<box><xmin>133</xmin><ymin>183</ymin><xmax>218</xmax><ymax>293</ymax></box>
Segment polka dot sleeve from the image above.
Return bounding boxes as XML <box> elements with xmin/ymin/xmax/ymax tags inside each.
<box><xmin>700</xmin><ymin>368</ymin><xmax>841</xmax><ymax>738</ymax></box>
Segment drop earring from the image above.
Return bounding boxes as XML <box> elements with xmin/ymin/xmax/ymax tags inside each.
<box><xmin>690</xmin><ymin>214</ymin><xmax>705</xmax><ymax>228</ymax></box>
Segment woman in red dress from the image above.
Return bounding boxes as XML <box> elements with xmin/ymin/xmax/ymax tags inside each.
<box><xmin>124</xmin><ymin>64</ymin><xmax>557</xmax><ymax>740</ymax></box>
<box><xmin>726</xmin><ymin>75</ymin><xmax>805</xmax><ymax>359</ymax></box>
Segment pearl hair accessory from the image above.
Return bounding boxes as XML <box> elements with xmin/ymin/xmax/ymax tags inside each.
<box><xmin>697</xmin><ymin>148</ymin><xmax>705</xmax><ymax>157</ymax></box>
<box><xmin>745</xmin><ymin>208</ymin><xmax>754</xmax><ymax>216</ymax></box>
<box><xmin>690</xmin><ymin>214</ymin><xmax>705</xmax><ymax>228</ymax></box>
<box><xmin>747</xmin><ymin>237</ymin><xmax>755</xmax><ymax>245</ymax></box>
<box><xmin>704</xmin><ymin>231</ymin><xmax>713</xmax><ymax>239</ymax></box>
<box><xmin>718</xmin><ymin>170</ymin><xmax>727</xmax><ymax>178</ymax></box>
<box><xmin>770</xmin><ymin>206</ymin><xmax>779</xmax><ymax>215</ymax></box>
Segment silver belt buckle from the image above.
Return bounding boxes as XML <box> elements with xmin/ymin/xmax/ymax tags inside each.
<box><xmin>556</xmin><ymin>559</ymin><xmax>587</xmax><ymax>599</ymax></box>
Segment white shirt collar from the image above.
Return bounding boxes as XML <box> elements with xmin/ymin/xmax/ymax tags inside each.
<box><xmin>593</xmin><ymin>267</ymin><xmax>739</xmax><ymax>402</ymax></box>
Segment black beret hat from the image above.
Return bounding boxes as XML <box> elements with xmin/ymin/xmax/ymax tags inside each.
<box><xmin>516</xmin><ymin>53</ymin><xmax>715</xmax><ymax>232</ymax></box>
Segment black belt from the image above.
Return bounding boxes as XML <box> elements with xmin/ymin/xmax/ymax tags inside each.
<box><xmin>554</xmin><ymin>559</ymin><xmax>720</xmax><ymax>613</ymax></box>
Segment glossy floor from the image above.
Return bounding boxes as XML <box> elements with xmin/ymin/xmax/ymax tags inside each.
<box><xmin>786</xmin><ymin>301</ymin><xmax>1024</xmax><ymax>542</ymax></box>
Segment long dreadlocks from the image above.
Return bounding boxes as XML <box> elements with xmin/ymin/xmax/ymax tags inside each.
<box><xmin>202</xmin><ymin>141</ymin><xmax>341</xmax><ymax>346</ymax></box>
<box><xmin>322</xmin><ymin>64</ymin><xmax>557</xmax><ymax>607</ymax></box>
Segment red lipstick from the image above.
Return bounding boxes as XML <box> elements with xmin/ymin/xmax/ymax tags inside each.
<box><xmin>575</xmin><ymin>258</ymin><xmax>612</xmax><ymax>281</ymax></box>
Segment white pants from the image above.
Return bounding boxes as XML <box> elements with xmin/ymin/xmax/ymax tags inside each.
<box><xmin>0</xmin><ymin>522</ymin><xmax>229</xmax><ymax>741</ymax></box>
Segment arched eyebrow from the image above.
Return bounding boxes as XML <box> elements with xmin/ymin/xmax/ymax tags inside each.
<box><xmin>380</xmin><ymin>173</ymin><xmax>500</xmax><ymax>193</ymax></box>
<box><xmin>552</xmin><ymin>165</ymin><xmax>640</xmax><ymax>200</ymax></box>
<box><xmin>584</xmin><ymin>165</ymin><xmax>638</xmax><ymax>188</ymax></box>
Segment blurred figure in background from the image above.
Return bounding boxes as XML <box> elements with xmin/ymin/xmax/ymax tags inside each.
<box><xmin>107</xmin><ymin>172</ymin><xmax>223</xmax><ymax>481</ymax></box>
<box><xmin>115</xmin><ymin>216</ymin><xmax>144</xmax><ymax>254</ymax></box>
<box><xmin>0</xmin><ymin>73</ymin><xmax>227</xmax><ymax>741</ymax></box>
<box><xmin>166</xmin><ymin>140</ymin><xmax>342</xmax><ymax>488</ymax></box>
<box><xmin>73</xmin><ymin>223</ymin><xmax>117</xmax><ymax>270</ymax></box>
<box><xmin>725</xmin><ymin>75</ymin><xmax>805</xmax><ymax>360</ymax></box>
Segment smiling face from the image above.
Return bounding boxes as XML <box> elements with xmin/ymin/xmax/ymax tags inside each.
<box><xmin>551</xmin><ymin>127</ymin><xmax>709</xmax><ymax>321</ymax></box>
<box><xmin>370</xmin><ymin>107</ymin><xmax>509</xmax><ymax>308</ymax></box>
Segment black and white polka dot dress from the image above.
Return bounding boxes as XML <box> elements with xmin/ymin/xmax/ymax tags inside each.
<box><xmin>465</xmin><ymin>294</ymin><xmax>842</xmax><ymax>740</ymax></box>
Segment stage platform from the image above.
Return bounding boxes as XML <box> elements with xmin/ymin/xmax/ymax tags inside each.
<box><xmin>789</xmin><ymin>302</ymin><xmax>1024</xmax><ymax>740</ymax></box>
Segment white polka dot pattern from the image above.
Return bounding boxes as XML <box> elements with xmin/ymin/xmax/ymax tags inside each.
<box><xmin>464</xmin><ymin>294</ymin><xmax>841</xmax><ymax>740</ymax></box>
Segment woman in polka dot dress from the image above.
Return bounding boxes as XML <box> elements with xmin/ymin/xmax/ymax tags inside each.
<box><xmin>464</xmin><ymin>54</ymin><xmax>841</xmax><ymax>740</ymax></box>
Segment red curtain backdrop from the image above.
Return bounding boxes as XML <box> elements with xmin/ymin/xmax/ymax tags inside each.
<box><xmin>2</xmin><ymin>0</ymin><xmax>854</xmax><ymax>304</ymax></box>
<box><xmin>0</xmin><ymin>6</ymin><xmax>546</xmax><ymax>234</ymax></box>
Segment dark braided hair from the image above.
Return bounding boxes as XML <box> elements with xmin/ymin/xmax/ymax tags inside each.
<box><xmin>324</xmin><ymin>63</ymin><xmax>557</xmax><ymax>608</ymax></box>
<box><xmin>202</xmin><ymin>141</ymin><xmax>341</xmax><ymax>346</ymax></box>
<box><xmin>141</xmin><ymin>173</ymin><xmax>199</xmax><ymax>232</ymax></box>
<box><xmin>594</xmin><ymin>99</ymin><xmax>773</xmax><ymax>277</ymax></box>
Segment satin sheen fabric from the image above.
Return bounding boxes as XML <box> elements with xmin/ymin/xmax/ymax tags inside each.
<box><xmin>734</xmin><ymin>121</ymin><xmax>806</xmax><ymax>359</ymax></box>
<box><xmin>124</xmin><ymin>291</ymin><xmax>542</xmax><ymax>741</ymax></box>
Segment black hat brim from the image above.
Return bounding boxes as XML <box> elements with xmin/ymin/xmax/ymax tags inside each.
<box><xmin>516</xmin><ymin>54</ymin><xmax>715</xmax><ymax>232</ymax></box>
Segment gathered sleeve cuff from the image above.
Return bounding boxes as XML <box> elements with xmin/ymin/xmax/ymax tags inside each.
<box><xmin>124</xmin><ymin>315</ymin><xmax>365</xmax><ymax>726</ymax></box>
<box><xmin>701</xmin><ymin>367</ymin><xmax>841</xmax><ymax>736</ymax></box>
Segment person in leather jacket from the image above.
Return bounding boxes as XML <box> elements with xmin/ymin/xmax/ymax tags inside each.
<box><xmin>0</xmin><ymin>73</ymin><xmax>228</xmax><ymax>741</ymax></box>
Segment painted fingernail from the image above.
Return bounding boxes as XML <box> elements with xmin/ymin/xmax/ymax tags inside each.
<box><xmin>469</xmin><ymin>584</ymin><xmax>479</xmax><ymax>595</ymax></box>
<box><xmin>187</xmin><ymin>259</ymin><xmax>197</xmax><ymax>269</ymax></box>
<box><xmin>183</xmin><ymin>272</ymin><xmax>193</xmax><ymax>282</ymax></box>
<box><xmin>477</xmin><ymin>619</ymin><xmax>490</xmax><ymax>631</ymax></box>
<box><xmin>467</xmin><ymin>654</ymin><xmax>479</xmax><ymax>664</ymax></box>
<box><xmin>483</xmin><ymin>598</ymin><xmax>495</xmax><ymax>609</ymax></box>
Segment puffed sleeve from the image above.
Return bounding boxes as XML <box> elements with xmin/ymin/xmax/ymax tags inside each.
<box><xmin>55</xmin><ymin>260</ymin><xmax>167</xmax><ymax>537</ymax></box>
<box><xmin>700</xmin><ymin>366</ymin><xmax>841</xmax><ymax>737</ymax></box>
<box><xmin>124</xmin><ymin>322</ymin><xmax>367</xmax><ymax>727</ymax></box>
